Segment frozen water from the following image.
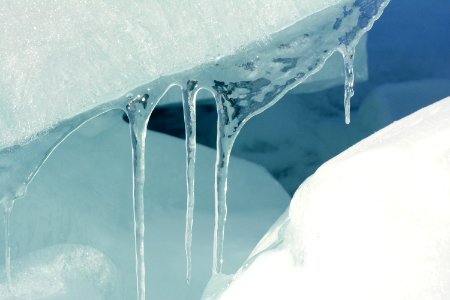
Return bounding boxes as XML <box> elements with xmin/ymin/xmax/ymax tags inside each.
<box><xmin>182</xmin><ymin>81</ymin><xmax>199</xmax><ymax>283</ymax></box>
<box><xmin>338</xmin><ymin>45</ymin><xmax>355</xmax><ymax>124</ymax></box>
<box><xmin>0</xmin><ymin>111</ymin><xmax>290</xmax><ymax>299</ymax></box>
<box><xmin>0</xmin><ymin>0</ymin><xmax>390</xmax><ymax>297</ymax></box>
<box><xmin>126</xmin><ymin>95</ymin><xmax>151</xmax><ymax>300</ymax></box>
<box><xmin>367</xmin><ymin>0</ymin><xmax>450</xmax><ymax>83</ymax></box>
<box><xmin>0</xmin><ymin>0</ymin><xmax>342</xmax><ymax>148</ymax></box>
<box><xmin>209</xmin><ymin>96</ymin><xmax>450</xmax><ymax>299</ymax></box>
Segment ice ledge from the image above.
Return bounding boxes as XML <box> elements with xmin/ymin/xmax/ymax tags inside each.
<box><xmin>0</xmin><ymin>0</ymin><xmax>376</xmax><ymax>148</ymax></box>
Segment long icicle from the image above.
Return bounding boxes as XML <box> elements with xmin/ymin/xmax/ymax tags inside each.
<box><xmin>339</xmin><ymin>45</ymin><xmax>356</xmax><ymax>125</ymax></box>
<box><xmin>212</xmin><ymin>93</ymin><xmax>236</xmax><ymax>275</ymax></box>
<box><xmin>182</xmin><ymin>80</ymin><xmax>198</xmax><ymax>283</ymax></box>
<box><xmin>127</xmin><ymin>94</ymin><xmax>150</xmax><ymax>300</ymax></box>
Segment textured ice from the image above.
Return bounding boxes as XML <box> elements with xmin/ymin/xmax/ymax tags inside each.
<box><xmin>0</xmin><ymin>244</ymin><xmax>120</xmax><ymax>299</ymax></box>
<box><xmin>161</xmin><ymin>34</ymin><xmax>369</xmax><ymax>103</ymax></box>
<box><xmin>209</xmin><ymin>96</ymin><xmax>450</xmax><ymax>299</ymax></box>
<box><xmin>0</xmin><ymin>111</ymin><xmax>290</xmax><ymax>299</ymax></box>
<box><xmin>0</xmin><ymin>0</ymin><xmax>342</xmax><ymax>147</ymax></box>
<box><xmin>0</xmin><ymin>1</ymin><xmax>391</xmax><ymax>298</ymax></box>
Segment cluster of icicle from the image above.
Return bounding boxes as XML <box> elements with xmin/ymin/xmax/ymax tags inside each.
<box><xmin>0</xmin><ymin>1</ymin><xmax>390</xmax><ymax>299</ymax></box>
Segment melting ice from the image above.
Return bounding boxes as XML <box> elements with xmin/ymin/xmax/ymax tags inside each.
<box><xmin>0</xmin><ymin>0</ymin><xmax>390</xmax><ymax>299</ymax></box>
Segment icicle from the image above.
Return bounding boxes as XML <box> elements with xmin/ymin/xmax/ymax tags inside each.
<box><xmin>126</xmin><ymin>94</ymin><xmax>150</xmax><ymax>300</ymax></box>
<box><xmin>339</xmin><ymin>45</ymin><xmax>356</xmax><ymax>125</ymax></box>
<box><xmin>212</xmin><ymin>93</ymin><xmax>237</xmax><ymax>275</ymax></box>
<box><xmin>2</xmin><ymin>198</ymin><xmax>15</xmax><ymax>293</ymax></box>
<box><xmin>182</xmin><ymin>80</ymin><xmax>198</xmax><ymax>284</ymax></box>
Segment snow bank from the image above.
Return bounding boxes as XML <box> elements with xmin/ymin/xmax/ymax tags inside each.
<box><xmin>211</xmin><ymin>96</ymin><xmax>450</xmax><ymax>299</ymax></box>
<box><xmin>0</xmin><ymin>110</ymin><xmax>289</xmax><ymax>299</ymax></box>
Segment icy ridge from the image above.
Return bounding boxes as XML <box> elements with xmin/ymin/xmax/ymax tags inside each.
<box><xmin>212</xmin><ymin>96</ymin><xmax>450</xmax><ymax>299</ymax></box>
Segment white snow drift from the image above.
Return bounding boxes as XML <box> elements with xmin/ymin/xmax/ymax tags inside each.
<box><xmin>212</xmin><ymin>96</ymin><xmax>450</xmax><ymax>300</ymax></box>
<box><xmin>0</xmin><ymin>0</ymin><xmax>353</xmax><ymax>148</ymax></box>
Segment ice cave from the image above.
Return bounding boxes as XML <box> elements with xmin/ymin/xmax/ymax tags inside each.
<box><xmin>1</xmin><ymin>0</ymin><xmax>450</xmax><ymax>299</ymax></box>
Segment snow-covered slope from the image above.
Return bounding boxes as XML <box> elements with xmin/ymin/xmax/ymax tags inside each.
<box><xmin>211</xmin><ymin>96</ymin><xmax>450</xmax><ymax>299</ymax></box>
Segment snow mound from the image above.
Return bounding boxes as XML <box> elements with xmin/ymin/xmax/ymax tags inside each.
<box><xmin>0</xmin><ymin>244</ymin><xmax>120</xmax><ymax>300</ymax></box>
<box><xmin>211</xmin><ymin>96</ymin><xmax>450</xmax><ymax>299</ymax></box>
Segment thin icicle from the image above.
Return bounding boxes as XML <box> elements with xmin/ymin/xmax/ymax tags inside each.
<box><xmin>212</xmin><ymin>93</ymin><xmax>236</xmax><ymax>275</ymax></box>
<box><xmin>126</xmin><ymin>94</ymin><xmax>150</xmax><ymax>300</ymax></box>
<box><xmin>2</xmin><ymin>198</ymin><xmax>15</xmax><ymax>293</ymax></box>
<box><xmin>339</xmin><ymin>45</ymin><xmax>356</xmax><ymax>125</ymax></box>
<box><xmin>182</xmin><ymin>80</ymin><xmax>198</xmax><ymax>284</ymax></box>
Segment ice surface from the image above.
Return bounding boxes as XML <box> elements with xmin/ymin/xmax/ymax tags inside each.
<box><xmin>0</xmin><ymin>0</ymin><xmax>342</xmax><ymax>148</ymax></box>
<box><xmin>0</xmin><ymin>0</ymin><xmax>390</xmax><ymax>297</ymax></box>
<box><xmin>210</xmin><ymin>96</ymin><xmax>450</xmax><ymax>299</ymax></box>
<box><xmin>339</xmin><ymin>45</ymin><xmax>355</xmax><ymax>124</ymax></box>
<box><xmin>0</xmin><ymin>244</ymin><xmax>120</xmax><ymax>300</ymax></box>
<box><xmin>0</xmin><ymin>111</ymin><xmax>290</xmax><ymax>299</ymax></box>
<box><xmin>358</xmin><ymin>79</ymin><xmax>450</xmax><ymax>129</ymax></box>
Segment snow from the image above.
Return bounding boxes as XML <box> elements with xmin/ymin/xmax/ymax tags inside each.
<box><xmin>0</xmin><ymin>110</ymin><xmax>290</xmax><ymax>299</ymax></box>
<box><xmin>0</xmin><ymin>0</ymin><xmax>344</xmax><ymax>148</ymax></box>
<box><xmin>0</xmin><ymin>245</ymin><xmax>120</xmax><ymax>300</ymax></box>
<box><xmin>212</xmin><ymin>96</ymin><xmax>450</xmax><ymax>299</ymax></box>
<box><xmin>366</xmin><ymin>0</ymin><xmax>450</xmax><ymax>83</ymax></box>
